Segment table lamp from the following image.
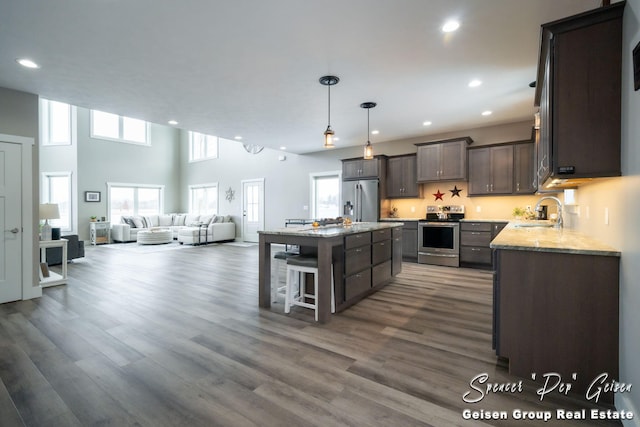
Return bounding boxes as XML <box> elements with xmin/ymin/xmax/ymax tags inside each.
<box><xmin>39</xmin><ymin>203</ymin><xmax>60</xmax><ymax>241</ymax></box>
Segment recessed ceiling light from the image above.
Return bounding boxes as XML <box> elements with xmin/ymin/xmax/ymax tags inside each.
<box><xmin>442</xmin><ymin>20</ymin><xmax>460</xmax><ymax>33</ymax></box>
<box><xmin>16</xmin><ymin>58</ymin><xmax>40</xmax><ymax>69</ymax></box>
<box><xmin>234</xmin><ymin>136</ymin><xmax>242</xmax><ymax>140</ymax></box>
<box><xmin>371</xmin><ymin>130</ymin><xmax>379</xmax><ymax>135</ymax></box>
<box><xmin>423</xmin><ymin>121</ymin><xmax>432</xmax><ymax>126</ymax></box>
<box><xmin>333</xmin><ymin>137</ymin><xmax>340</xmax><ymax>142</ymax></box>
<box><xmin>482</xmin><ymin>110</ymin><xmax>492</xmax><ymax>116</ymax></box>
<box><xmin>280</xmin><ymin>146</ymin><xmax>287</xmax><ymax>150</ymax></box>
<box><xmin>168</xmin><ymin>120</ymin><xmax>178</xmax><ymax>125</ymax></box>
<box><xmin>468</xmin><ymin>79</ymin><xmax>482</xmax><ymax>88</ymax></box>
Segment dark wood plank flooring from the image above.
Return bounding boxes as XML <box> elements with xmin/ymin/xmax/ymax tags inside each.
<box><xmin>0</xmin><ymin>242</ymin><xmax>622</xmax><ymax>426</ymax></box>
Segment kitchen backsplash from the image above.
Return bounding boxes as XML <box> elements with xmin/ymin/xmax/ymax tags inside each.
<box><xmin>382</xmin><ymin>181</ymin><xmax>559</xmax><ymax>220</ymax></box>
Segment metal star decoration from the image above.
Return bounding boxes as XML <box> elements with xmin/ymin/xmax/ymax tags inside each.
<box><xmin>225</xmin><ymin>187</ymin><xmax>235</xmax><ymax>202</ymax></box>
<box><xmin>450</xmin><ymin>185</ymin><xmax>462</xmax><ymax>198</ymax></box>
<box><xmin>433</xmin><ymin>189</ymin><xmax>445</xmax><ymax>201</ymax></box>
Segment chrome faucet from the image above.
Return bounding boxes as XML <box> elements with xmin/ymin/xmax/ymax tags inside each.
<box><xmin>535</xmin><ymin>196</ymin><xmax>563</xmax><ymax>228</ymax></box>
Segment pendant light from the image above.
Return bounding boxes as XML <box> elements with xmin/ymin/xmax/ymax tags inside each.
<box><xmin>360</xmin><ymin>102</ymin><xmax>377</xmax><ymax>159</ymax></box>
<box><xmin>319</xmin><ymin>75</ymin><xmax>339</xmax><ymax>148</ymax></box>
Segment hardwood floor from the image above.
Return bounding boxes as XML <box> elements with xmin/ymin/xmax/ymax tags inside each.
<box><xmin>0</xmin><ymin>242</ymin><xmax>623</xmax><ymax>426</ymax></box>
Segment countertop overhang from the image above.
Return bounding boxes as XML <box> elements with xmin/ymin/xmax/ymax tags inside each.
<box><xmin>258</xmin><ymin>221</ymin><xmax>403</xmax><ymax>238</ymax></box>
<box><xmin>490</xmin><ymin>222</ymin><xmax>620</xmax><ymax>257</ymax></box>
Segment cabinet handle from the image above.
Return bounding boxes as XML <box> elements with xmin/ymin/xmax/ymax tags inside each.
<box><xmin>486</xmin><ymin>184</ymin><xmax>489</xmax><ymax>192</ymax></box>
<box><xmin>471</xmin><ymin>232</ymin><xmax>480</xmax><ymax>235</ymax></box>
<box><xmin>471</xmin><ymin>248</ymin><xmax>480</xmax><ymax>251</ymax></box>
<box><xmin>355</xmin><ymin>248</ymin><xmax>362</xmax><ymax>253</ymax></box>
<box><xmin>490</xmin><ymin>183</ymin><xmax>494</xmax><ymax>192</ymax></box>
<box><xmin>380</xmin><ymin>242</ymin><xmax>385</xmax><ymax>246</ymax></box>
<box><xmin>516</xmin><ymin>183</ymin><xmax>520</xmax><ymax>191</ymax></box>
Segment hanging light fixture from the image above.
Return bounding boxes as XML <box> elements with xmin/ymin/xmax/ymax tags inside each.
<box><xmin>319</xmin><ymin>75</ymin><xmax>339</xmax><ymax>148</ymax></box>
<box><xmin>360</xmin><ymin>102</ymin><xmax>377</xmax><ymax>159</ymax></box>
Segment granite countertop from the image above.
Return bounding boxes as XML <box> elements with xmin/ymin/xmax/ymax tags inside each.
<box><xmin>259</xmin><ymin>221</ymin><xmax>403</xmax><ymax>237</ymax></box>
<box><xmin>460</xmin><ymin>218</ymin><xmax>511</xmax><ymax>223</ymax></box>
<box><xmin>490</xmin><ymin>223</ymin><xmax>620</xmax><ymax>257</ymax></box>
<box><xmin>379</xmin><ymin>217</ymin><xmax>421</xmax><ymax>221</ymax></box>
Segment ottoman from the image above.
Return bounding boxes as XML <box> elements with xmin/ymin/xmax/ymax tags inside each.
<box><xmin>177</xmin><ymin>226</ymin><xmax>207</xmax><ymax>245</ymax></box>
<box><xmin>136</xmin><ymin>229</ymin><xmax>173</xmax><ymax>245</ymax></box>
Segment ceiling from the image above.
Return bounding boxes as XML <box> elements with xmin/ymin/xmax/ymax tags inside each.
<box><xmin>0</xmin><ymin>0</ymin><xmax>602</xmax><ymax>154</ymax></box>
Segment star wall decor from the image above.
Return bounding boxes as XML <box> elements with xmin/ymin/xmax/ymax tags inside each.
<box><xmin>450</xmin><ymin>185</ymin><xmax>463</xmax><ymax>198</ymax></box>
<box><xmin>225</xmin><ymin>187</ymin><xmax>235</xmax><ymax>202</ymax></box>
<box><xmin>433</xmin><ymin>189</ymin><xmax>445</xmax><ymax>201</ymax></box>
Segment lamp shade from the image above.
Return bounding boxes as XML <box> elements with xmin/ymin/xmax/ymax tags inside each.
<box><xmin>39</xmin><ymin>203</ymin><xmax>60</xmax><ymax>220</ymax></box>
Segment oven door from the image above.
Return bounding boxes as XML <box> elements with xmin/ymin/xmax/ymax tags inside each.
<box><xmin>418</xmin><ymin>222</ymin><xmax>460</xmax><ymax>267</ymax></box>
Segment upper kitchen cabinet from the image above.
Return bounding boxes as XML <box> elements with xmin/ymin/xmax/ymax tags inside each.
<box><xmin>535</xmin><ymin>2</ymin><xmax>624</xmax><ymax>190</ymax></box>
<box><xmin>513</xmin><ymin>141</ymin><xmax>536</xmax><ymax>194</ymax></box>
<box><xmin>415</xmin><ymin>137</ymin><xmax>472</xmax><ymax>182</ymax></box>
<box><xmin>468</xmin><ymin>144</ymin><xmax>513</xmax><ymax>195</ymax></box>
<box><xmin>386</xmin><ymin>154</ymin><xmax>421</xmax><ymax>198</ymax></box>
<box><xmin>342</xmin><ymin>156</ymin><xmax>387</xmax><ymax>181</ymax></box>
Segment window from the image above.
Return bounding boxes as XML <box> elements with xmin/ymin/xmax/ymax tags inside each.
<box><xmin>91</xmin><ymin>110</ymin><xmax>149</xmax><ymax>145</ymax></box>
<box><xmin>310</xmin><ymin>172</ymin><xmax>341</xmax><ymax>219</ymax></box>
<box><xmin>41</xmin><ymin>99</ymin><xmax>75</xmax><ymax>146</ymax></box>
<box><xmin>42</xmin><ymin>172</ymin><xmax>72</xmax><ymax>231</ymax></box>
<box><xmin>189</xmin><ymin>131</ymin><xmax>219</xmax><ymax>161</ymax></box>
<box><xmin>189</xmin><ymin>184</ymin><xmax>218</xmax><ymax>215</ymax></box>
<box><xmin>107</xmin><ymin>183</ymin><xmax>164</xmax><ymax>224</ymax></box>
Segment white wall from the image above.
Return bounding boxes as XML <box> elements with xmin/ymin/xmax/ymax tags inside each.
<box><xmin>570</xmin><ymin>1</ymin><xmax>639</xmax><ymax>423</ymax></box>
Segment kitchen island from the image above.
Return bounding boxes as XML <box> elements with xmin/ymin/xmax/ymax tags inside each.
<box><xmin>490</xmin><ymin>224</ymin><xmax>620</xmax><ymax>403</ymax></box>
<box><xmin>258</xmin><ymin>222</ymin><xmax>403</xmax><ymax>323</ymax></box>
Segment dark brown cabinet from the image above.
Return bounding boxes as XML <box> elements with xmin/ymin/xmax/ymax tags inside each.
<box><xmin>386</xmin><ymin>154</ymin><xmax>420</xmax><ymax>198</ymax></box>
<box><xmin>513</xmin><ymin>142</ymin><xmax>536</xmax><ymax>194</ymax></box>
<box><xmin>460</xmin><ymin>221</ymin><xmax>507</xmax><ymax>268</ymax></box>
<box><xmin>415</xmin><ymin>137</ymin><xmax>472</xmax><ymax>182</ymax></box>
<box><xmin>535</xmin><ymin>2</ymin><xmax>624</xmax><ymax>190</ymax></box>
<box><xmin>494</xmin><ymin>249</ymin><xmax>619</xmax><ymax>403</ymax></box>
<box><xmin>342</xmin><ymin>156</ymin><xmax>386</xmax><ymax>180</ymax></box>
<box><xmin>468</xmin><ymin>145</ymin><xmax>513</xmax><ymax>195</ymax></box>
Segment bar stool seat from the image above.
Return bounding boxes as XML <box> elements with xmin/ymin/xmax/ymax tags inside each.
<box><xmin>284</xmin><ymin>255</ymin><xmax>335</xmax><ymax>321</ymax></box>
<box><xmin>271</xmin><ymin>251</ymin><xmax>297</xmax><ymax>302</ymax></box>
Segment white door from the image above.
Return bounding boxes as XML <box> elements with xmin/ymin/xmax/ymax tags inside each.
<box><xmin>0</xmin><ymin>142</ymin><xmax>23</xmax><ymax>303</ymax></box>
<box><xmin>242</xmin><ymin>179</ymin><xmax>264</xmax><ymax>243</ymax></box>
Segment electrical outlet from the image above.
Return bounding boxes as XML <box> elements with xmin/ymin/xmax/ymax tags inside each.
<box><xmin>476</xmin><ymin>205</ymin><xmax>482</xmax><ymax>213</ymax></box>
<box><xmin>303</xmin><ymin>205</ymin><xmax>308</xmax><ymax>211</ymax></box>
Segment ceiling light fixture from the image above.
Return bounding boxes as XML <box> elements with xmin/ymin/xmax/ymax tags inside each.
<box><xmin>482</xmin><ymin>110</ymin><xmax>492</xmax><ymax>116</ymax></box>
<box><xmin>360</xmin><ymin>102</ymin><xmax>377</xmax><ymax>160</ymax></box>
<box><xmin>319</xmin><ymin>75</ymin><xmax>339</xmax><ymax>149</ymax></box>
<box><xmin>442</xmin><ymin>20</ymin><xmax>460</xmax><ymax>33</ymax></box>
<box><xmin>468</xmin><ymin>79</ymin><xmax>482</xmax><ymax>88</ymax></box>
<box><xmin>16</xmin><ymin>58</ymin><xmax>40</xmax><ymax>69</ymax></box>
<box><xmin>423</xmin><ymin>121</ymin><xmax>432</xmax><ymax>126</ymax></box>
<box><xmin>168</xmin><ymin>120</ymin><xmax>178</xmax><ymax>125</ymax></box>
<box><xmin>234</xmin><ymin>136</ymin><xmax>243</xmax><ymax>140</ymax></box>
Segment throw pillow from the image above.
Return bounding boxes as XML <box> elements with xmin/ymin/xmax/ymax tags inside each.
<box><xmin>185</xmin><ymin>214</ymin><xmax>200</xmax><ymax>225</ymax></box>
<box><xmin>224</xmin><ymin>215</ymin><xmax>232</xmax><ymax>223</ymax></box>
<box><xmin>123</xmin><ymin>216</ymin><xmax>136</xmax><ymax>228</ymax></box>
<box><xmin>212</xmin><ymin>215</ymin><xmax>223</xmax><ymax>223</ymax></box>
<box><xmin>173</xmin><ymin>214</ymin><xmax>186</xmax><ymax>226</ymax></box>
<box><xmin>199</xmin><ymin>214</ymin><xmax>214</xmax><ymax>225</ymax></box>
<box><xmin>132</xmin><ymin>217</ymin><xmax>145</xmax><ymax>228</ymax></box>
<box><xmin>158</xmin><ymin>214</ymin><xmax>173</xmax><ymax>227</ymax></box>
<box><xmin>143</xmin><ymin>216</ymin><xmax>154</xmax><ymax>228</ymax></box>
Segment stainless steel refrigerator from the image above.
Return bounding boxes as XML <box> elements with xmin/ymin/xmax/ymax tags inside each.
<box><xmin>342</xmin><ymin>179</ymin><xmax>380</xmax><ymax>222</ymax></box>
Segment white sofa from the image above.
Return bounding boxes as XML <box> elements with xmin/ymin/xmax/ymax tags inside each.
<box><xmin>111</xmin><ymin>214</ymin><xmax>235</xmax><ymax>244</ymax></box>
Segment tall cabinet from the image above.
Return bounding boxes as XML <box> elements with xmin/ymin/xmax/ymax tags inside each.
<box><xmin>535</xmin><ymin>2</ymin><xmax>624</xmax><ymax>189</ymax></box>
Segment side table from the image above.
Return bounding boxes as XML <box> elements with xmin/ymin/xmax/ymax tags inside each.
<box><xmin>90</xmin><ymin>221</ymin><xmax>111</xmax><ymax>245</ymax></box>
<box><xmin>39</xmin><ymin>238</ymin><xmax>68</xmax><ymax>287</ymax></box>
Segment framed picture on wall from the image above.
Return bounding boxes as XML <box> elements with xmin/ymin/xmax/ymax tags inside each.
<box><xmin>85</xmin><ymin>191</ymin><xmax>101</xmax><ymax>202</ymax></box>
<box><xmin>634</xmin><ymin>40</ymin><xmax>640</xmax><ymax>91</ymax></box>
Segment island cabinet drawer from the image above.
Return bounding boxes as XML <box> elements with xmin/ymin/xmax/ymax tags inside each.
<box><xmin>372</xmin><ymin>260</ymin><xmax>392</xmax><ymax>287</ymax></box>
<box><xmin>460</xmin><ymin>230</ymin><xmax>492</xmax><ymax>247</ymax></box>
<box><xmin>345</xmin><ymin>246</ymin><xmax>371</xmax><ymax>276</ymax></box>
<box><xmin>372</xmin><ymin>228</ymin><xmax>392</xmax><ymax>243</ymax></box>
<box><xmin>372</xmin><ymin>240</ymin><xmax>392</xmax><ymax>265</ymax></box>
<box><xmin>345</xmin><ymin>269</ymin><xmax>372</xmax><ymax>300</ymax></box>
<box><xmin>460</xmin><ymin>222</ymin><xmax>492</xmax><ymax>232</ymax></box>
<box><xmin>460</xmin><ymin>247</ymin><xmax>492</xmax><ymax>264</ymax></box>
<box><xmin>345</xmin><ymin>232</ymin><xmax>371</xmax><ymax>249</ymax></box>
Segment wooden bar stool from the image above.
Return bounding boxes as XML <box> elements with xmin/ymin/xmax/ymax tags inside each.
<box><xmin>284</xmin><ymin>255</ymin><xmax>335</xmax><ymax>321</ymax></box>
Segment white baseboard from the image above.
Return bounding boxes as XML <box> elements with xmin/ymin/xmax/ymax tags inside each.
<box><xmin>617</xmin><ymin>394</ymin><xmax>640</xmax><ymax>427</ymax></box>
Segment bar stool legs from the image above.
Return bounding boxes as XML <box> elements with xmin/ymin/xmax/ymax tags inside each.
<box><xmin>284</xmin><ymin>256</ymin><xmax>335</xmax><ymax>321</ymax></box>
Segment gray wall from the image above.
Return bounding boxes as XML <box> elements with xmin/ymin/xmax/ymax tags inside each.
<box><xmin>0</xmin><ymin>86</ymin><xmax>39</xmax><ymax>287</ymax></box>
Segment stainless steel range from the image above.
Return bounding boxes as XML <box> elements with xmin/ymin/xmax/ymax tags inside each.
<box><xmin>418</xmin><ymin>205</ymin><xmax>465</xmax><ymax>267</ymax></box>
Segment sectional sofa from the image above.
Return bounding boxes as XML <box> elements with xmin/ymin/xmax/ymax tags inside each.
<box><xmin>111</xmin><ymin>214</ymin><xmax>235</xmax><ymax>244</ymax></box>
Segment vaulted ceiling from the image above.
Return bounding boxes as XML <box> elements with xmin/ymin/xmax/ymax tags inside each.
<box><xmin>0</xmin><ymin>0</ymin><xmax>602</xmax><ymax>153</ymax></box>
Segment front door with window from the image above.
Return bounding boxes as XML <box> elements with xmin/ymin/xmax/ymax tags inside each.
<box><xmin>242</xmin><ymin>179</ymin><xmax>264</xmax><ymax>243</ymax></box>
<box><xmin>0</xmin><ymin>142</ymin><xmax>23</xmax><ymax>303</ymax></box>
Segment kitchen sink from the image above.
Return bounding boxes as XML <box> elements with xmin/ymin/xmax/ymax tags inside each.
<box><xmin>512</xmin><ymin>220</ymin><xmax>556</xmax><ymax>228</ymax></box>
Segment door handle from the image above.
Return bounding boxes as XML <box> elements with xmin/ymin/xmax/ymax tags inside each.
<box><xmin>5</xmin><ymin>228</ymin><xmax>19</xmax><ymax>234</ymax></box>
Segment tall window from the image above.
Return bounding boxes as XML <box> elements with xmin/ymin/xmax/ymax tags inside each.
<box><xmin>91</xmin><ymin>110</ymin><xmax>149</xmax><ymax>145</ymax></box>
<box><xmin>41</xmin><ymin>99</ymin><xmax>74</xmax><ymax>146</ymax></box>
<box><xmin>42</xmin><ymin>172</ymin><xmax>72</xmax><ymax>231</ymax></box>
<box><xmin>108</xmin><ymin>183</ymin><xmax>164</xmax><ymax>223</ymax></box>
<box><xmin>189</xmin><ymin>131</ymin><xmax>219</xmax><ymax>161</ymax></box>
<box><xmin>310</xmin><ymin>172</ymin><xmax>340</xmax><ymax>219</ymax></box>
<box><xmin>189</xmin><ymin>184</ymin><xmax>218</xmax><ymax>215</ymax></box>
